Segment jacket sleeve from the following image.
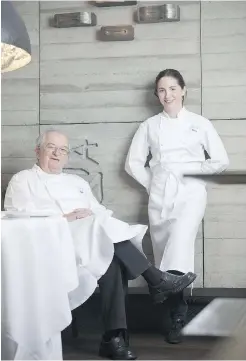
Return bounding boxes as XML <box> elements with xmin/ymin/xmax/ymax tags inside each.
<box><xmin>4</xmin><ymin>173</ymin><xmax>35</xmax><ymax>211</ymax></box>
<box><xmin>81</xmin><ymin>180</ymin><xmax>113</xmax><ymax>217</ymax></box>
<box><xmin>200</xmin><ymin>119</ymin><xmax>230</xmax><ymax>174</ymax></box>
<box><xmin>125</xmin><ymin>122</ymin><xmax>152</xmax><ymax>192</ymax></box>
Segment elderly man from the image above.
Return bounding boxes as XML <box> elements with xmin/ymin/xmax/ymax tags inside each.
<box><xmin>4</xmin><ymin>130</ymin><xmax>196</xmax><ymax>360</ymax></box>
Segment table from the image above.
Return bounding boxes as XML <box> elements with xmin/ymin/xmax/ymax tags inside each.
<box><xmin>184</xmin><ymin>171</ymin><xmax>246</xmax><ymax>184</ymax></box>
<box><xmin>1</xmin><ymin>214</ymin><xmax>79</xmax><ymax>360</ymax></box>
<box><xmin>182</xmin><ymin>298</ymin><xmax>246</xmax><ymax>359</ymax></box>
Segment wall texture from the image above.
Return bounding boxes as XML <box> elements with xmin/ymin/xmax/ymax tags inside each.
<box><xmin>201</xmin><ymin>1</ymin><xmax>246</xmax><ymax>287</ymax></box>
<box><xmin>2</xmin><ymin>1</ymin><xmax>246</xmax><ymax>288</ymax></box>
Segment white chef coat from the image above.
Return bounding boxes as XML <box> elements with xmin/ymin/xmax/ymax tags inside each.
<box><xmin>125</xmin><ymin>107</ymin><xmax>229</xmax><ymax>273</ymax></box>
<box><xmin>4</xmin><ymin>164</ymin><xmax>148</xmax><ymax>309</ymax></box>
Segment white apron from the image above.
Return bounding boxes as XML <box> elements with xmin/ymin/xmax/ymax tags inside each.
<box><xmin>149</xmin><ymin>116</ymin><xmax>207</xmax><ymax>273</ymax></box>
<box><xmin>148</xmin><ymin>163</ymin><xmax>207</xmax><ymax>273</ymax></box>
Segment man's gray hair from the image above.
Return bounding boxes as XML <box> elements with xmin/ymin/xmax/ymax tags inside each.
<box><xmin>35</xmin><ymin>130</ymin><xmax>70</xmax><ymax>149</ymax></box>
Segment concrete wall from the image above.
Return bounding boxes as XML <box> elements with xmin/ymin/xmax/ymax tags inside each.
<box><xmin>2</xmin><ymin>1</ymin><xmax>246</xmax><ymax>288</ymax></box>
<box><xmin>201</xmin><ymin>2</ymin><xmax>246</xmax><ymax>287</ymax></box>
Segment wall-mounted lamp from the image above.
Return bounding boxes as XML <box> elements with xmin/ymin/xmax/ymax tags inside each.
<box><xmin>52</xmin><ymin>12</ymin><xmax>97</xmax><ymax>28</ymax></box>
<box><xmin>136</xmin><ymin>4</ymin><xmax>180</xmax><ymax>23</ymax></box>
<box><xmin>1</xmin><ymin>1</ymin><xmax>31</xmax><ymax>73</ymax></box>
<box><xmin>91</xmin><ymin>1</ymin><xmax>137</xmax><ymax>7</ymax></box>
<box><xmin>99</xmin><ymin>25</ymin><xmax>134</xmax><ymax>41</ymax></box>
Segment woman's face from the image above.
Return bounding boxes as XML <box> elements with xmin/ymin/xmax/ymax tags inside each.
<box><xmin>156</xmin><ymin>76</ymin><xmax>186</xmax><ymax>114</ymax></box>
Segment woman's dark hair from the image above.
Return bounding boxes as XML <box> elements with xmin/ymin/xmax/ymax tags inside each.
<box><xmin>154</xmin><ymin>69</ymin><xmax>186</xmax><ymax>97</ymax></box>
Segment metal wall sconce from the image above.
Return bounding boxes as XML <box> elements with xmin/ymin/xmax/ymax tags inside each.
<box><xmin>52</xmin><ymin>12</ymin><xmax>97</xmax><ymax>27</ymax></box>
<box><xmin>91</xmin><ymin>1</ymin><xmax>137</xmax><ymax>7</ymax></box>
<box><xmin>135</xmin><ymin>4</ymin><xmax>180</xmax><ymax>23</ymax></box>
<box><xmin>1</xmin><ymin>1</ymin><xmax>31</xmax><ymax>73</ymax></box>
<box><xmin>99</xmin><ymin>25</ymin><xmax>134</xmax><ymax>41</ymax></box>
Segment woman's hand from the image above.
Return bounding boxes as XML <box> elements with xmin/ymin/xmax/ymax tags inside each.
<box><xmin>63</xmin><ymin>208</ymin><xmax>93</xmax><ymax>222</ymax></box>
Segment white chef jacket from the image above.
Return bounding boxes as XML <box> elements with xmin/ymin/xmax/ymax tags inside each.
<box><xmin>125</xmin><ymin>107</ymin><xmax>229</xmax><ymax>273</ymax></box>
<box><xmin>4</xmin><ymin>164</ymin><xmax>148</xmax><ymax>309</ymax></box>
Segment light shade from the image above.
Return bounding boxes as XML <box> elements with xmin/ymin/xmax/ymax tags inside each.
<box><xmin>1</xmin><ymin>1</ymin><xmax>31</xmax><ymax>73</ymax></box>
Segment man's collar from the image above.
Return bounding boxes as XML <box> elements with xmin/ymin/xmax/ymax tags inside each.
<box><xmin>32</xmin><ymin>163</ymin><xmax>63</xmax><ymax>177</ymax></box>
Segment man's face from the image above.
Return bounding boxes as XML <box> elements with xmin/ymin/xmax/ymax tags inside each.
<box><xmin>36</xmin><ymin>132</ymin><xmax>69</xmax><ymax>174</ymax></box>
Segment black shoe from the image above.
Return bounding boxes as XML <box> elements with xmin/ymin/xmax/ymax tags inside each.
<box><xmin>99</xmin><ymin>334</ymin><xmax>137</xmax><ymax>360</ymax></box>
<box><xmin>161</xmin><ymin>299</ymin><xmax>172</xmax><ymax>335</ymax></box>
<box><xmin>149</xmin><ymin>272</ymin><xmax>196</xmax><ymax>304</ymax></box>
<box><xmin>165</xmin><ymin>318</ymin><xmax>184</xmax><ymax>344</ymax></box>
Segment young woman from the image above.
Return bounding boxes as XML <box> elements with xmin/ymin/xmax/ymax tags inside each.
<box><xmin>125</xmin><ymin>69</ymin><xmax>229</xmax><ymax>343</ymax></box>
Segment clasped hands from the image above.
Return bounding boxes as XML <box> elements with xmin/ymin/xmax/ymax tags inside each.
<box><xmin>63</xmin><ymin>208</ymin><xmax>93</xmax><ymax>222</ymax></box>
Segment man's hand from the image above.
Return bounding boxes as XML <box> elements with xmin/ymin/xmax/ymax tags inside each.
<box><xmin>63</xmin><ymin>208</ymin><xmax>93</xmax><ymax>222</ymax></box>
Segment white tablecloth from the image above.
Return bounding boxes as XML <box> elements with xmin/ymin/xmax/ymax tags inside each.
<box><xmin>1</xmin><ymin>214</ymin><xmax>79</xmax><ymax>360</ymax></box>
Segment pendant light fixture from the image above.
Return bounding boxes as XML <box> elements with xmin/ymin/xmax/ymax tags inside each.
<box><xmin>1</xmin><ymin>1</ymin><xmax>31</xmax><ymax>73</ymax></box>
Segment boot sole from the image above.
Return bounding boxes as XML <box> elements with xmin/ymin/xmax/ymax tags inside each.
<box><xmin>165</xmin><ymin>338</ymin><xmax>182</xmax><ymax>344</ymax></box>
<box><xmin>153</xmin><ymin>274</ymin><xmax>196</xmax><ymax>304</ymax></box>
<box><xmin>99</xmin><ymin>349</ymin><xmax>137</xmax><ymax>360</ymax></box>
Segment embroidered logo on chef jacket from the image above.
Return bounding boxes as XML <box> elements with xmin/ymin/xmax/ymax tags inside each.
<box><xmin>189</xmin><ymin>126</ymin><xmax>200</xmax><ymax>136</ymax></box>
<box><xmin>185</xmin><ymin>125</ymin><xmax>201</xmax><ymax>145</ymax></box>
<box><xmin>185</xmin><ymin>123</ymin><xmax>200</xmax><ymax>134</ymax></box>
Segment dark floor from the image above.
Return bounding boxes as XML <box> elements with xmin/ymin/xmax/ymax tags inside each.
<box><xmin>62</xmin><ymin>332</ymin><xmax>221</xmax><ymax>360</ymax></box>
<box><xmin>61</xmin><ymin>294</ymin><xmax>226</xmax><ymax>360</ymax></box>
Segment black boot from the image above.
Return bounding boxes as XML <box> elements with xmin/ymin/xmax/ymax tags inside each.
<box><xmin>99</xmin><ymin>330</ymin><xmax>137</xmax><ymax>360</ymax></box>
<box><xmin>161</xmin><ymin>298</ymin><xmax>173</xmax><ymax>336</ymax></box>
<box><xmin>165</xmin><ymin>296</ymin><xmax>188</xmax><ymax>344</ymax></box>
<box><xmin>148</xmin><ymin>271</ymin><xmax>196</xmax><ymax>304</ymax></box>
<box><xmin>165</xmin><ymin>317</ymin><xmax>185</xmax><ymax>344</ymax></box>
<box><xmin>161</xmin><ymin>296</ymin><xmax>186</xmax><ymax>344</ymax></box>
<box><xmin>164</xmin><ymin>273</ymin><xmax>188</xmax><ymax>344</ymax></box>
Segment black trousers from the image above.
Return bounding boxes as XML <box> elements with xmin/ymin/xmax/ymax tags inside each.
<box><xmin>98</xmin><ymin>240</ymin><xmax>150</xmax><ymax>331</ymax></box>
